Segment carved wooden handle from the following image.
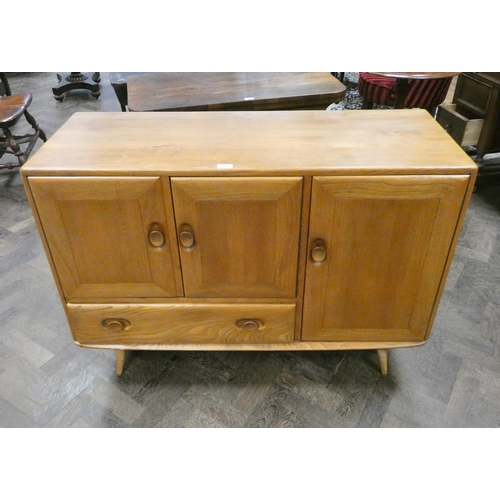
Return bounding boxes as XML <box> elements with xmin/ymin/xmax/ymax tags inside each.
<box><xmin>101</xmin><ymin>318</ymin><xmax>131</xmax><ymax>331</ymax></box>
<box><xmin>149</xmin><ymin>223</ymin><xmax>165</xmax><ymax>248</ymax></box>
<box><xmin>311</xmin><ymin>238</ymin><xmax>327</xmax><ymax>263</ymax></box>
<box><xmin>179</xmin><ymin>223</ymin><xmax>195</xmax><ymax>249</ymax></box>
<box><xmin>236</xmin><ymin>319</ymin><xmax>264</xmax><ymax>331</ymax></box>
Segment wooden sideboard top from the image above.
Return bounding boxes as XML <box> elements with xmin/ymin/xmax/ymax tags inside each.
<box><xmin>21</xmin><ymin>110</ymin><xmax>477</xmax><ymax>177</ymax></box>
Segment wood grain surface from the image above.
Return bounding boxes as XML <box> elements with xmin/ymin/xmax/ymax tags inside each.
<box><xmin>171</xmin><ymin>177</ymin><xmax>303</xmax><ymax>298</ymax></box>
<box><xmin>2</xmin><ymin>72</ymin><xmax>499</xmax><ymax>429</ymax></box>
<box><xmin>68</xmin><ymin>303</ymin><xmax>296</xmax><ymax>345</ymax></box>
<box><xmin>127</xmin><ymin>72</ymin><xmax>346</xmax><ymax>112</ymax></box>
<box><xmin>28</xmin><ymin>176</ymin><xmax>183</xmax><ymax>300</ymax></box>
<box><xmin>20</xmin><ymin>110</ymin><xmax>477</xmax><ymax>177</ymax></box>
<box><xmin>302</xmin><ymin>175</ymin><xmax>470</xmax><ymax>341</ymax></box>
<box><xmin>21</xmin><ymin>109</ymin><xmax>477</xmax><ymax>375</ymax></box>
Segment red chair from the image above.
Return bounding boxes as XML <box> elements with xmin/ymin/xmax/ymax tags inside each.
<box><xmin>357</xmin><ymin>72</ymin><xmax>454</xmax><ymax>113</ymax></box>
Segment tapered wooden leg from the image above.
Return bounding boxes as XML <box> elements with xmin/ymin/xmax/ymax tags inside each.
<box><xmin>116</xmin><ymin>350</ymin><xmax>126</xmax><ymax>376</ymax></box>
<box><xmin>377</xmin><ymin>349</ymin><xmax>388</xmax><ymax>376</ymax></box>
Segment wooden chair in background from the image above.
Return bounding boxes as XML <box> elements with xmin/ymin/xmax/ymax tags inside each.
<box><xmin>0</xmin><ymin>73</ymin><xmax>47</xmax><ymax>170</ymax></box>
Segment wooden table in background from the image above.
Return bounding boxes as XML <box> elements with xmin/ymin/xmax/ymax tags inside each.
<box><xmin>372</xmin><ymin>72</ymin><xmax>461</xmax><ymax>109</ymax></box>
<box><xmin>127</xmin><ymin>72</ymin><xmax>346</xmax><ymax>112</ymax></box>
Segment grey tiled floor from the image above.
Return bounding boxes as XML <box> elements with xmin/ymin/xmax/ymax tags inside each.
<box><xmin>1</xmin><ymin>72</ymin><xmax>500</xmax><ymax>427</ymax></box>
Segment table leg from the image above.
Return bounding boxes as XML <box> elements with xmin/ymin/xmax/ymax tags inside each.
<box><xmin>377</xmin><ymin>349</ymin><xmax>388</xmax><ymax>376</ymax></box>
<box><xmin>394</xmin><ymin>78</ymin><xmax>410</xmax><ymax>109</ymax></box>
<box><xmin>475</xmin><ymin>87</ymin><xmax>500</xmax><ymax>162</ymax></box>
<box><xmin>116</xmin><ymin>350</ymin><xmax>126</xmax><ymax>376</ymax></box>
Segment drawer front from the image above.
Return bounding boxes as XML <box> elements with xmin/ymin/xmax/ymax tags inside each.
<box><xmin>67</xmin><ymin>303</ymin><xmax>295</xmax><ymax>346</ymax></box>
<box><xmin>437</xmin><ymin>104</ymin><xmax>483</xmax><ymax>147</ymax></box>
<box><xmin>456</xmin><ymin>74</ymin><xmax>492</xmax><ymax>116</ymax></box>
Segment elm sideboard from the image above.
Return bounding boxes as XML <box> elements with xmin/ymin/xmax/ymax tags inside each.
<box><xmin>21</xmin><ymin>110</ymin><xmax>477</xmax><ymax>376</ymax></box>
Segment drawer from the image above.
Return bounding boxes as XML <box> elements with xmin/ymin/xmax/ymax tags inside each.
<box><xmin>436</xmin><ymin>103</ymin><xmax>484</xmax><ymax>147</ymax></box>
<box><xmin>67</xmin><ymin>303</ymin><xmax>295</xmax><ymax>346</ymax></box>
<box><xmin>455</xmin><ymin>74</ymin><xmax>492</xmax><ymax>116</ymax></box>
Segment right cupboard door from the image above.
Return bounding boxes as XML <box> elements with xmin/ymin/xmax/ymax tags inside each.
<box><xmin>302</xmin><ymin>175</ymin><xmax>470</xmax><ymax>342</ymax></box>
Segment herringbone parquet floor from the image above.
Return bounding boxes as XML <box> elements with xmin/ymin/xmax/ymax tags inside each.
<box><xmin>2</xmin><ymin>72</ymin><xmax>500</xmax><ymax>428</ymax></box>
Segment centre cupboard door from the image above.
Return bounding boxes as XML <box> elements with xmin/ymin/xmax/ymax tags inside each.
<box><xmin>171</xmin><ymin>177</ymin><xmax>303</xmax><ymax>298</ymax></box>
<box><xmin>302</xmin><ymin>175</ymin><xmax>469</xmax><ymax>342</ymax></box>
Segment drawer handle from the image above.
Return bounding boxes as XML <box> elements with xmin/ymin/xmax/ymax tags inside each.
<box><xmin>179</xmin><ymin>223</ymin><xmax>195</xmax><ymax>249</ymax></box>
<box><xmin>311</xmin><ymin>238</ymin><xmax>327</xmax><ymax>263</ymax></box>
<box><xmin>236</xmin><ymin>319</ymin><xmax>264</xmax><ymax>331</ymax></box>
<box><xmin>101</xmin><ymin>318</ymin><xmax>131</xmax><ymax>331</ymax></box>
<box><xmin>149</xmin><ymin>223</ymin><xmax>165</xmax><ymax>248</ymax></box>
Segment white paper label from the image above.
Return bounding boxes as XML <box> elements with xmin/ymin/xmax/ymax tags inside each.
<box><xmin>244</xmin><ymin>97</ymin><xmax>255</xmax><ymax>101</ymax></box>
<box><xmin>217</xmin><ymin>163</ymin><xmax>233</xmax><ymax>169</ymax></box>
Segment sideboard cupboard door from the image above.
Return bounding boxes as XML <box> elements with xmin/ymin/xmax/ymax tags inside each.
<box><xmin>28</xmin><ymin>177</ymin><xmax>183</xmax><ymax>300</ymax></box>
<box><xmin>302</xmin><ymin>175</ymin><xmax>470</xmax><ymax>342</ymax></box>
<box><xmin>171</xmin><ymin>177</ymin><xmax>303</xmax><ymax>298</ymax></box>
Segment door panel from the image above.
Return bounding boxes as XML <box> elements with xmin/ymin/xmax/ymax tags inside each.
<box><xmin>171</xmin><ymin>177</ymin><xmax>303</xmax><ymax>298</ymax></box>
<box><xmin>302</xmin><ymin>175</ymin><xmax>469</xmax><ymax>342</ymax></box>
<box><xmin>29</xmin><ymin>176</ymin><xmax>183</xmax><ymax>300</ymax></box>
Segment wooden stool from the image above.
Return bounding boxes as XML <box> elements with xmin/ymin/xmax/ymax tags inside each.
<box><xmin>358</xmin><ymin>72</ymin><xmax>456</xmax><ymax>113</ymax></box>
<box><xmin>0</xmin><ymin>93</ymin><xmax>47</xmax><ymax>169</ymax></box>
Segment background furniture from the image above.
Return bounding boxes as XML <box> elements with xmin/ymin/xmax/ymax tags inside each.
<box><xmin>52</xmin><ymin>72</ymin><xmax>101</xmax><ymax>102</ymax></box>
<box><xmin>109</xmin><ymin>72</ymin><xmax>144</xmax><ymax>111</ymax></box>
<box><xmin>127</xmin><ymin>72</ymin><xmax>346</xmax><ymax>112</ymax></box>
<box><xmin>436</xmin><ymin>72</ymin><xmax>500</xmax><ymax>187</ymax></box>
<box><xmin>0</xmin><ymin>73</ymin><xmax>46</xmax><ymax>170</ymax></box>
<box><xmin>358</xmin><ymin>72</ymin><xmax>459</xmax><ymax>112</ymax></box>
<box><xmin>21</xmin><ymin>110</ymin><xmax>476</xmax><ymax>377</ymax></box>
<box><xmin>438</xmin><ymin>72</ymin><xmax>500</xmax><ymax>158</ymax></box>
<box><xmin>0</xmin><ymin>72</ymin><xmax>12</xmax><ymax>96</ymax></box>
<box><xmin>331</xmin><ymin>72</ymin><xmax>345</xmax><ymax>82</ymax></box>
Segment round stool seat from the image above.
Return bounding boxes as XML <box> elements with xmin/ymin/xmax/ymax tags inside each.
<box><xmin>0</xmin><ymin>93</ymin><xmax>33</xmax><ymax>129</ymax></box>
<box><xmin>358</xmin><ymin>72</ymin><xmax>452</xmax><ymax>109</ymax></box>
<box><xmin>358</xmin><ymin>73</ymin><xmax>396</xmax><ymax>106</ymax></box>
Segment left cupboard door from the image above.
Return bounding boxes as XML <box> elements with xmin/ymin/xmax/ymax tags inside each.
<box><xmin>28</xmin><ymin>177</ymin><xmax>183</xmax><ymax>300</ymax></box>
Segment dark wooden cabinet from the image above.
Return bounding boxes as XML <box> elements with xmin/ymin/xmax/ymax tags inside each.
<box><xmin>452</xmin><ymin>72</ymin><xmax>500</xmax><ymax>160</ymax></box>
<box><xmin>437</xmin><ymin>72</ymin><xmax>500</xmax><ymax>187</ymax></box>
